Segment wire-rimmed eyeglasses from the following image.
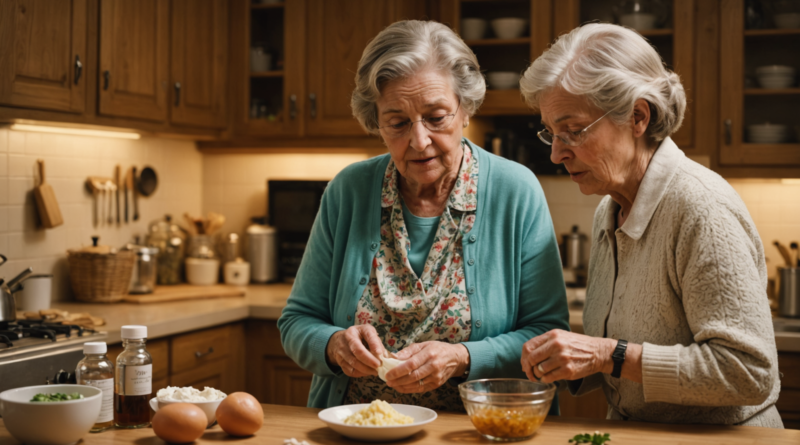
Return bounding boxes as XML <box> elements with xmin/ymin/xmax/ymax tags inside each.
<box><xmin>377</xmin><ymin>103</ymin><xmax>461</xmax><ymax>139</ymax></box>
<box><xmin>537</xmin><ymin>110</ymin><xmax>611</xmax><ymax>147</ymax></box>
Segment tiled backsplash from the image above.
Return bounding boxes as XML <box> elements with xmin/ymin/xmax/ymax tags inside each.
<box><xmin>0</xmin><ymin>129</ymin><xmax>202</xmax><ymax>302</ymax></box>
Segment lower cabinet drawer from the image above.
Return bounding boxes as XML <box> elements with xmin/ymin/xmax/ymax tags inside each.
<box><xmin>171</xmin><ymin>325</ymin><xmax>231</xmax><ymax>375</ymax></box>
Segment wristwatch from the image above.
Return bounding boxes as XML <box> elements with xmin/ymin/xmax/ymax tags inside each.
<box><xmin>611</xmin><ymin>339</ymin><xmax>628</xmax><ymax>379</ymax></box>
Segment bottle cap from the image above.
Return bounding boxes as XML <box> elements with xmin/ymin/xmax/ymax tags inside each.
<box><xmin>121</xmin><ymin>325</ymin><xmax>148</xmax><ymax>339</ymax></box>
<box><xmin>83</xmin><ymin>342</ymin><xmax>107</xmax><ymax>354</ymax></box>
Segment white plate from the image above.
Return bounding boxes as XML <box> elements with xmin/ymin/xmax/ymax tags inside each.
<box><xmin>318</xmin><ymin>403</ymin><xmax>437</xmax><ymax>442</ymax></box>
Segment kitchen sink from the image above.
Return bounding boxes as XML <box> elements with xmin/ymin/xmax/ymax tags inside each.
<box><xmin>773</xmin><ymin>318</ymin><xmax>800</xmax><ymax>333</ymax></box>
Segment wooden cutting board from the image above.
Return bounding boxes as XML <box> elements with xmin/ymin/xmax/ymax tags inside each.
<box><xmin>122</xmin><ymin>284</ymin><xmax>246</xmax><ymax>304</ymax></box>
<box><xmin>34</xmin><ymin>159</ymin><xmax>63</xmax><ymax>228</ymax></box>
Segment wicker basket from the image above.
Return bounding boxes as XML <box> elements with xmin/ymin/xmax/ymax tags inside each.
<box><xmin>67</xmin><ymin>246</ymin><xmax>135</xmax><ymax>303</ymax></box>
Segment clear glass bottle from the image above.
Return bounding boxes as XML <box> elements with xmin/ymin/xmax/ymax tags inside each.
<box><xmin>76</xmin><ymin>342</ymin><xmax>114</xmax><ymax>432</ymax></box>
<box><xmin>114</xmin><ymin>325</ymin><xmax>152</xmax><ymax>429</ymax></box>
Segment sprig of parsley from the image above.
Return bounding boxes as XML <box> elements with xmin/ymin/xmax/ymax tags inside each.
<box><xmin>569</xmin><ymin>432</ymin><xmax>611</xmax><ymax>444</ymax></box>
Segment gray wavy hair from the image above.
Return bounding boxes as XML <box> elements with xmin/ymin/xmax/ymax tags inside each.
<box><xmin>351</xmin><ymin>20</ymin><xmax>486</xmax><ymax>135</ymax></box>
<box><xmin>520</xmin><ymin>23</ymin><xmax>686</xmax><ymax>143</ymax></box>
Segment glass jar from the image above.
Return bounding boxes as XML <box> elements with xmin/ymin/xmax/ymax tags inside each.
<box><xmin>146</xmin><ymin>215</ymin><xmax>186</xmax><ymax>285</ymax></box>
<box><xmin>187</xmin><ymin>234</ymin><xmax>217</xmax><ymax>259</ymax></box>
<box><xmin>114</xmin><ymin>326</ymin><xmax>152</xmax><ymax>429</ymax></box>
<box><xmin>76</xmin><ymin>342</ymin><xmax>114</xmax><ymax>432</ymax></box>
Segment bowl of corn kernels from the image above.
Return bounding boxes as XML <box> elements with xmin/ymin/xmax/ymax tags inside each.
<box><xmin>459</xmin><ymin>379</ymin><xmax>556</xmax><ymax>442</ymax></box>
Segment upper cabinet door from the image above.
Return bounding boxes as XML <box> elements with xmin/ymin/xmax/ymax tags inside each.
<box><xmin>98</xmin><ymin>0</ymin><xmax>169</xmax><ymax>122</ymax></box>
<box><xmin>305</xmin><ymin>0</ymin><xmax>416</xmax><ymax>137</ymax></box>
<box><xmin>0</xmin><ymin>0</ymin><xmax>87</xmax><ymax>113</ymax></box>
<box><xmin>170</xmin><ymin>0</ymin><xmax>228</xmax><ymax>128</ymax></box>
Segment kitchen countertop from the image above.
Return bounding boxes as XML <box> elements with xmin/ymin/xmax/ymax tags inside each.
<box><xmin>2</xmin><ymin>404</ymin><xmax>798</xmax><ymax>444</ymax></box>
<box><xmin>49</xmin><ymin>284</ymin><xmax>800</xmax><ymax>352</ymax></box>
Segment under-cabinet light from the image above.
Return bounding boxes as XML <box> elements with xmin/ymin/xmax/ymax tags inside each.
<box><xmin>781</xmin><ymin>178</ymin><xmax>800</xmax><ymax>185</ymax></box>
<box><xmin>8</xmin><ymin>123</ymin><xmax>141</xmax><ymax>140</ymax></box>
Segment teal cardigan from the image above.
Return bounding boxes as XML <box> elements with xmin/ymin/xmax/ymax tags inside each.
<box><xmin>278</xmin><ymin>139</ymin><xmax>570</xmax><ymax>410</ymax></box>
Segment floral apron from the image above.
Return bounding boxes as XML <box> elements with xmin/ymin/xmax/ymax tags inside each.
<box><xmin>343</xmin><ymin>143</ymin><xmax>478</xmax><ymax>412</ymax></box>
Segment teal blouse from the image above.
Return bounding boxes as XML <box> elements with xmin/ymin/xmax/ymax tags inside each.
<box><xmin>277</xmin><ymin>139</ymin><xmax>570</xmax><ymax>409</ymax></box>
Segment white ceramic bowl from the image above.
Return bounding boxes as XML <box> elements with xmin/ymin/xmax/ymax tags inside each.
<box><xmin>318</xmin><ymin>403</ymin><xmax>437</xmax><ymax>442</ymax></box>
<box><xmin>491</xmin><ymin>18</ymin><xmax>528</xmax><ymax>39</ymax></box>
<box><xmin>747</xmin><ymin>124</ymin><xmax>790</xmax><ymax>143</ymax></box>
<box><xmin>775</xmin><ymin>13</ymin><xmax>800</xmax><ymax>29</ymax></box>
<box><xmin>149</xmin><ymin>396</ymin><xmax>225</xmax><ymax>427</ymax></box>
<box><xmin>461</xmin><ymin>18</ymin><xmax>487</xmax><ymax>40</ymax></box>
<box><xmin>756</xmin><ymin>65</ymin><xmax>796</xmax><ymax>76</ymax></box>
<box><xmin>0</xmin><ymin>384</ymin><xmax>102</xmax><ymax>445</ymax></box>
<box><xmin>486</xmin><ymin>71</ymin><xmax>520</xmax><ymax>90</ymax></box>
<box><xmin>186</xmin><ymin>257</ymin><xmax>220</xmax><ymax>285</ymax></box>
<box><xmin>619</xmin><ymin>12</ymin><xmax>657</xmax><ymax>30</ymax></box>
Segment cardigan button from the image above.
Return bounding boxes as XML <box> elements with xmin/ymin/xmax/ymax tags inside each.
<box><xmin>359</xmin><ymin>277</ymin><xmax>367</xmax><ymax>285</ymax></box>
<box><xmin>469</xmin><ymin>235</ymin><xmax>477</xmax><ymax>243</ymax></box>
<box><xmin>475</xmin><ymin>320</ymin><xmax>482</xmax><ymax>328</ymax></box>
<box><xmin>468</xmin><ymin>286</ymin><xmax>475</xmax><ymax>294</ymax></box>
<box><xmin>370</xmin><ymin>242</ymin><xmax>378</xmax><ymax>251</ymax></box>
<box><xmin>467</xmin><ymin>258</ymin><xmax>475</xmax><ymax>266</ymax></box>
<box><xmin>347</xmin><ymin>315</ymin><xmax>352</xmax><ymax>321</ymax></box>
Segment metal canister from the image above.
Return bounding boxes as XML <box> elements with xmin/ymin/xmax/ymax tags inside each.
<box><xmin>779</xmin><ymin>267</ymin><xmax>800</xmax><ymax>318</ymax></box>
<box><xmin>563</xmin><ymin>225</ymin><xmax>584</xmax><ymax>270</ymax></box>
<box><xmin>247</xmin><ymin>223</ymin><xmax>278</xmax><ymax>283</ymax></box>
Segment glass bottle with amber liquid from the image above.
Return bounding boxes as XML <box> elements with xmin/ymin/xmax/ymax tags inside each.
<box><xmin>115</xmin><ymin>325</ymin><xmax>152</xmax><ymax>428</ymax></box>
<box><xmin>76</xmin><ymin>342</ymin><xmax>114</xmax><ymax>432</ymax></box>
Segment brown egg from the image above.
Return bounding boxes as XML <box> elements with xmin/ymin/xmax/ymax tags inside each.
<box><xmin>152</xmin><ymin>403</ymin><xmax>208</xmax><ymax>444</ymax></box>
<box><xmin>215</xmin><ymin>392</ymin><xmax>263</xmax><ymax>436</ymax></box>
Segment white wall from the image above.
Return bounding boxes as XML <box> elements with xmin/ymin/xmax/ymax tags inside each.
<box><xmin>0</xmin><ymin>129</ymin><xmax>202</xmax><ymax>302</ymax></box>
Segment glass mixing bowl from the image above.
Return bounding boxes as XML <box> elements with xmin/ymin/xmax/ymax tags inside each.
<box><xmin>459</xmin><ymin>379</ymin><xmax>556</xmax><ymax>442</ymax></box>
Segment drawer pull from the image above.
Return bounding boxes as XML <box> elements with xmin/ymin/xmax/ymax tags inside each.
<box><xmin>195</xmin><ymin>347</ymin><xmax>214</xmax><ymax>358</ymax></box>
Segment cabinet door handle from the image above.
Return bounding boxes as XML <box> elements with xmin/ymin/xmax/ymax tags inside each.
<box><xmin>174</xmin><ymin>82</ymin><xmax>182</xmax><ymax>107</ymax></box>
<box><xmin>195</xmin><ymin>347</ymin><xmax>214</xmax><ymax>358</ymax></box>
<box><xmin>289</xmin><ymin>94</ymin><xmax>297</xmax><ymax>119</ymax></box>
<box><xmin>309</xmin><ymin>93</ymin><xmax>317</xmax><ymax>119</ymax></box>
<box><xmin>724</xmin><ymin>119</ymin><xmax>732</xmax><ymax>145</ymax></box>
<box><xmin>74</xmin><ymin>55</ymin><xmax>83</xmax><ymax>85</ymax></box>
<box><xmin>103</xmin><ymin>70</ymin><xmax>110</xmax><ymax>90</ymax></box>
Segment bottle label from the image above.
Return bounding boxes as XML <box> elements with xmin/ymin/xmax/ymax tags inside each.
<box><xmin>84</xmin><ymin>378</ymin><xmax>114</xmax><ymax>422</ymax></box>
<box><xmin>121</xmin><ymin>364</ymin><xmax>152</xmax><ymax>396</ymax></box>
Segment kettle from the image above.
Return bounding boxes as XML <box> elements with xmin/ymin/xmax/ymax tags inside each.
<box><xmin>0</xmin><ymin>254</ymin><xmax>34</xmax><ymax>323</ymax></box>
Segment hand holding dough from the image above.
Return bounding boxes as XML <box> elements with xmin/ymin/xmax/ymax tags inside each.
<box><xmin>377</xmin><ymin>355</ymin><xmax>406</xmax><ymax>382</ymax></box>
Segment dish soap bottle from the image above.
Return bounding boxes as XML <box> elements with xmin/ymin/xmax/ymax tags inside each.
<box><xmin>115</xmin><ymin>325</ymin><xmax>152</xmax><ymax>428</ymax></box>
<box><xmin>76</xmin><ymin>342</ymin><xmax>114</xmax><ymax>432</ymax></box>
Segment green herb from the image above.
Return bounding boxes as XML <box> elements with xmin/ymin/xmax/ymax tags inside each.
<box><xmin>569</xmin><ymin>432</ymin><xmax>611</xmax><ymax>444</ymax></box>
<box><xmin>30</xmin><ymin>392</ymin><xmax>84</xmax><ymax>402</ymax></box>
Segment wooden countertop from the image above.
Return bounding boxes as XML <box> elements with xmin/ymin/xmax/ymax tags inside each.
<box><xmin>1</xmin><ymin>404</ymin><xmax>798</xmax><ymax>444</ymax></box>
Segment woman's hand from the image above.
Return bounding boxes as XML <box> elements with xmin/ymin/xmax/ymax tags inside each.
<box><xmin>385</xmin><ymin>342</ymin><xmax>470</xmax><ymax>393</ymax></box>
<box><xmin>521</xmin><ymin>329</ymin><xmax>615</xmax><ymax>384</ymax></box>
<box><xmin>326</xmin><ymin>325</ymin><xmax>387</xmax><ymax>378</ymax></box>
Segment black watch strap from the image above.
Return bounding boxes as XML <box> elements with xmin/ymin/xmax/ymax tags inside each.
<box><xmin>611</xmin><ymin>339</ymin><xmax>628</xmax><ymax>379</ymax></box>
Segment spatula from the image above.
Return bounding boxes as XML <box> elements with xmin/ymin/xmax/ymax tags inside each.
<box><xmin>33</xmin><ymin>159</ymin><xmax>64</xmax><ymax>228</ymax></box>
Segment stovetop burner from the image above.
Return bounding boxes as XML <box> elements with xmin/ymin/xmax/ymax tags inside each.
<box><xmin>0</xmin><ymin>319</ymin><xmax>105</xmax><ymax>362</ymax></box>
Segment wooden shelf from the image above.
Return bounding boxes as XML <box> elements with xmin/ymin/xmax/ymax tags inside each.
<box><xmin>742</xmin><ymin>143</ymin><xmax>800</xmax><ymax>149</ymax></box>
<box><xmin>638</xmin><ymin>28</ymin><xmax>673</xmax><ymax>37</ymax></box>
<box><xmin>744</xmin><ymin>88</ymin><xmax>800</xmax><ymax>95</ymax></box>
<box><xmin>460</xmin><ymin>0</ymin><xmax>527</xmax><ymax>3</ymax></box>
<box><xmin>251</xmin><ymin>2</ymin><xmax>284</xmax><ymax>9</ymax></box>
<box><xmin>464</xmin><ymin>37</ymin><xmax>530</xmax><ymax>47</ymax></box>
<box><xmin>745</xmin><ymin>28</ymin><xmax>800</xmax><ymax>37</ymax></box>
<box><xmin>476</xmin><ymin>89</ymin><xmax>535</xmax><ymax>116</ymax></box>
<box><xmin>250</xmin><ymin>70</ymin><xmax>284</xmax><ymax>78</ymax></box>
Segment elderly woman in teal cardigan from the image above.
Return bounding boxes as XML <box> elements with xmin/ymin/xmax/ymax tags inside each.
<box><xmin>278</xmin><ymin>20</ymin><xmax>569</xmax><ymax>412</ymax></box>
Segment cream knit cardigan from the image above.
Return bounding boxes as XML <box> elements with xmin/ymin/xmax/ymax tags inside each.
<box><xmin>571</xmin><ymin>137</ymin><xmax>783</xmax><ymax>428</ymax></box>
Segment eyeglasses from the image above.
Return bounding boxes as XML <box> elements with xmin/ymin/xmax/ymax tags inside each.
<box><xmin>377</xmin><ymin>103</ymin><xmax>460</xmax><ymax>139</ymax></box>
<box><xmin>537</xmin><ymin>110</ymin><xmax>611</xmax><ymax>147</ymax></box>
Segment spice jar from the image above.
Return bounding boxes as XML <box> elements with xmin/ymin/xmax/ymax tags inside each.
<box><xmin>146</xmin><ymin>215</ymin><xmax>186</xmax><ymax>285</ymax></box>
<box><xmin>76</xmin><ymin>342</ymin><xmax>114</xmax><ymax>432</ymax></box>
<box><xmin>115</xmin><ymin>325</ymin><xmax>152</xmax><ymax>429</ymax></box>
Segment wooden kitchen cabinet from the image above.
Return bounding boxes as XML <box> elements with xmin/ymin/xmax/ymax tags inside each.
<box><xmin>777</xmin><ymin>351</ymin><xmax>800</xmax><ymax>430</ymax></box>
<box><xmin>0</xmin><ymin>0</ymin><xmax>87</xmax><ymax>113</ymax></box>
<box><xmin>98</xmin><ymin>0</ymin><xmax>170</xmax><ymax>122</ymax></box>
<box><xmin>246</xmin><ymin>320</ymin><xmax>312</xmax><ymax>407</ymax></box>
<box><xmin>169</xmin><ymin>0</ymin><xmax>229</xmax><ymax>128</ymax></box>
<box><xmin>719</xmin><ymin>0</ymin><xmax>800</xmax><ymax>169</ymax></box>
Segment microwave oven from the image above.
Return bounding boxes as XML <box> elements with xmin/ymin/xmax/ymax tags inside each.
<box><xmin>268</xmin><ymin>180</ymin><xmax>329</xmax><ymax>281</ymax></box>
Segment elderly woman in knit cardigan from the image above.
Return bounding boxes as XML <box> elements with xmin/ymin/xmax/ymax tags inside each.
<box><xmin>519</xmin><ymin>23</ymin><xmax>782</xmax><ymax>428</ymax></box>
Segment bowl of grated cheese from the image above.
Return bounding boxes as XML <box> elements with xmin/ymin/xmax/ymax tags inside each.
<box><xmin>150</xmin><ymin>386</ymin><xmax>227</xmax><ymax>427</ymax></box>
<box><xmin>318</xmin><ymin>400</ymin><xmax>437</xmax><ymax>442</ymax></box>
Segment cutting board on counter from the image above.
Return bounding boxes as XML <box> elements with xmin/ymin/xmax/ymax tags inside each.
<box><xmin>122</xmin><ymin>284</ymin><xmax>246</xmax><ymax>304</ymax></box>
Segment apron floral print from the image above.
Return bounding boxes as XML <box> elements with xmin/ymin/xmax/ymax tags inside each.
<box><xmin>344</xmin><ymin>142</ymin><xmax>478</xmax><ymax>411</ymax></box>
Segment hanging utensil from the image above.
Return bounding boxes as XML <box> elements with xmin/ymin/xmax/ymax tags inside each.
<box><xmin>124</xmin><ymin>167</ymin><xmax>132</xmax><ymax>223</ymax></box>
<box><xmin>132</xmin><ymin>166</ymin><xmax>139</xmax><ymax>221</ymax></box>
<box><xmin>138</xmin><ymin>166</ymin><xmax>158</xmax><ymax>197</ymax></box>
<box><xmin>33</xmin><ymin>159</ymin><xmax>64</xmax><ymax>228</ymax></box>
<box><xmin>106</xmin><ymin>180</ymin><xmax>115</xmax><ymax>225</ymax></box>
<box><xmin>115</xmin><ymin>165</ymin><xmax>121</xmax><ymax>224</ymax></box>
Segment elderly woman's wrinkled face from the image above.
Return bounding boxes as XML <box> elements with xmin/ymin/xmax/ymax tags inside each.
<box><xmin>540</xmin><ymin>89</ymin><xmax>640</xmax><ymax>196</ymax></box>
<box><xmin>376</xmin><ymin>70</ymin><xmax>467</xmax><ymax>188</ymax></box>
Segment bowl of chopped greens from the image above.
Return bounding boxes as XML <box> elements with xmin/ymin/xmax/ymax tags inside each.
<box><xmin>0</xmin><ymin>384</ymin><xmax>102</xmax><ymax>445</ymax></box>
